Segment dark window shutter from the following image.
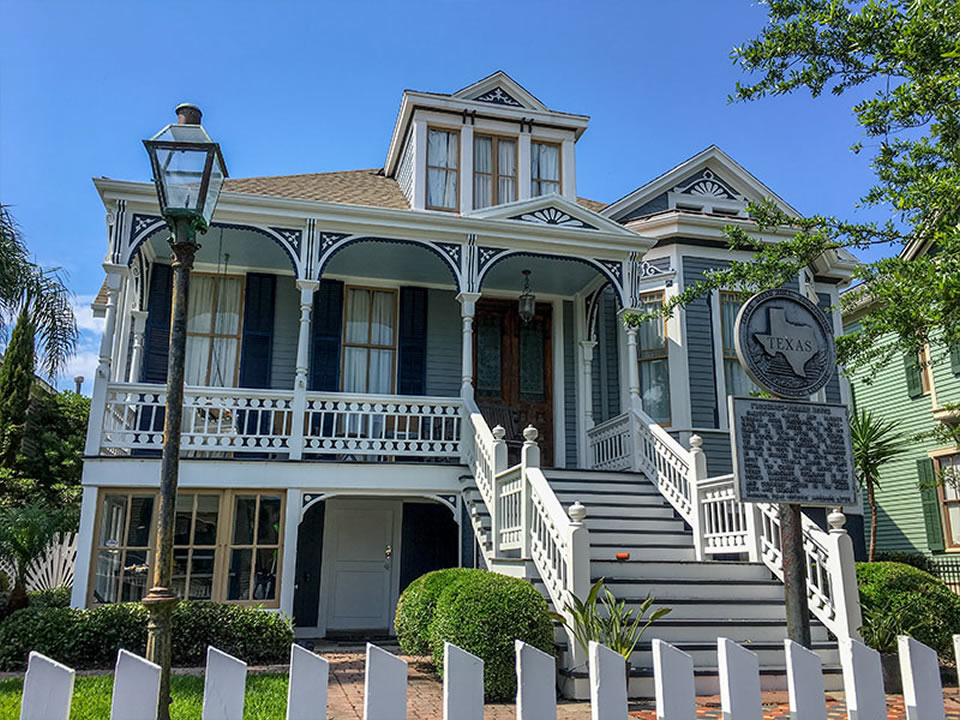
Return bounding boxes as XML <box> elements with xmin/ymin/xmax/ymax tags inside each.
<box><xmin>951</xmin><ymin>344</ymin><xmax>960</xmax><ymax>376</ymax></box>
<box><xmin>309</xmin><ymin>279</ymin><xmax>343</xmax><ymax>391</ymax></box>
<box><xmin>141</xmin><ymin>264</ymin><xmax>173</xmax><ymax>383</ymax></box>
<box><xmin>239</xmin><ymin>273</ymin><xmax>276</xmax><ymax>389</ymax></box>
<box><xmin>904</xmin><ymin>354</ymin><xmax>924</xmax><ymax>398</ymax></box>
<box><xmin>397</xmin><ymin>287</ymin><xmax>428</xmax><ymax>396</ymax></box>
<box><xmin>918</xmin><ymin>458</ymin><xmax>945</xmax><ymax>552</ymax></box>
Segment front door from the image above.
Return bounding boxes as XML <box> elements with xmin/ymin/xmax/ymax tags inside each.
<box><xmin>474</xmin><ymin>299</ymin><xmax>554</xmax><ymax>465</ymax></box>
<box><xmin>322</xmin><ymin>499</ymin><xmax>400</xmax><ymax>633</ymax></box>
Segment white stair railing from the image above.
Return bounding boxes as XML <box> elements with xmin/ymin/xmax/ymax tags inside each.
<box><xmin>586</xmin><ymin>408</ymin><xmax>862</xmax><ymax>643</ymax></box>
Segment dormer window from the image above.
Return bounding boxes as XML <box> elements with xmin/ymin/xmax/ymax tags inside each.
<box><xmin>474</xmin><ymin>135</ymin><xmax>517</xmax><ymax>208</ymax></box>
<box><xmin>427</xmin><ymin>128</ymin><xmax>459</xmax><ymax>211</ymax></box>
<box><xmin>531</xmin><ymin>141</ymin><xmax>560</xmax><ymax>197</ymax></box>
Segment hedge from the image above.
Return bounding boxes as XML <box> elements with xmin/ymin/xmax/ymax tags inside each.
<box><xmin>857</xmin><ymin>561</ymin><xmax>960</xmax><ymax>657</ymax></box>
<box><xmin>395</xmin><ymin>568</ymin><xmax>478</xmax><ymax>655</ymax></box>
<box><xmin>0</xmin><ymin>601</ymin><xmax>293</xmax><ymax>672</ymax></box>
<box><xmin>429</xmin><ymin>570</ymin><xmax>554</xmax><ymax>701</ymax></box>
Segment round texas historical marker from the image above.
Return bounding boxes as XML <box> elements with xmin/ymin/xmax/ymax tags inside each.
<box><xmin>734</xmin><ymin>288</ymin><xmax>836</xmax><ymax>400</ymax></box>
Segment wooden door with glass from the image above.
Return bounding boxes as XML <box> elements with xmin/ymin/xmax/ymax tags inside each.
<box><xmin>473</xmin><ymin>298</ymin><xmax>553</xmax><ymax>466</ymax></box>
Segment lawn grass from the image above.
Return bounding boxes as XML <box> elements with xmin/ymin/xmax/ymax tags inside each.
<box><xmin>0</xmin><ymin>672</ymin><xmax>290</xmax><ymax>719</ymax></box>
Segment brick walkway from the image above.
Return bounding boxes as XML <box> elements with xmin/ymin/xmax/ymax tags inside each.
<box><xmin>318</xmin><ymin>648</ymin><xmax>960</xmax><ymax>719</ymax></box>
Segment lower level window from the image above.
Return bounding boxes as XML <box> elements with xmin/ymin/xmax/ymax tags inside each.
<box><xmin>637</xmin><ymin>291</ymin><xmax>671</xmax><ymax>424</ymax></box>
<box><xmin>91</xmin><ymin>489</ymin><xmax>285</xmax><ymax>606</ymax></box>
<box><xmin>939</xmin><ymin>454</ymin><xmax>960</xmax><ymax>548</ymax></box>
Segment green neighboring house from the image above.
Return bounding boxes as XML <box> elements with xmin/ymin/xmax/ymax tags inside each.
<box><xmin>843</xmin><ymin>250</ymin><xmax>960</xmax><ymax>562</ymax></box>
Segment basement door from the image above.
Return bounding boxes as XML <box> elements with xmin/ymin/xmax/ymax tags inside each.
<box><xmin>321</xmin><ymin>498</ymin><xmax>401</xmax><ymax>634</ymax></box>
<box><xmin>474</xmin><ymin>299</ymin><xmax>554</xmax><ymax>465</ymax></box>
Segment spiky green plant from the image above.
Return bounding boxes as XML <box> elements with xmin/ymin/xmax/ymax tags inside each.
<box><xmin>0</xmin><ymin>502</ymin><xmax>77</xmax><ymax>612</ymax></box>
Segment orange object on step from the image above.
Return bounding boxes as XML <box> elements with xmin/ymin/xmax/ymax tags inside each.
<box><xmin>615</xmin><ymin>552</ymin><xmax>630</xmax><ymax>561</ymax></box>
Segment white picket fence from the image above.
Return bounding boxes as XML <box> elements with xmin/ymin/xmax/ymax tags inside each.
<box><xmin>18</xmin><ymin>635</ymin><xmax>954</xmax><ymax>720</ymax></box>
<box><xmin>0</xmin><ymin>532</ymin><xmax>77</xmax><ymax>592</ymax></box>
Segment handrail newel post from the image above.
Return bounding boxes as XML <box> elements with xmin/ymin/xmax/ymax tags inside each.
<box><xmin>491</xmin><ymin>425</ymin><xmax>507</xmax><ymax>557</ymax></box>
<box><xmin>520</xmin><ymin>426</ymin><xmax>540</xmax><ymax>559</ymax></box>
<box><xmin>744</xmin><ymin>502</ymin><xmax>762</xmax><ymax>563</ymax></box>
<box><xmin>689</xmin><ymin>434</ymin><xmax>708</xmax><ymax>561</ymax></box>
<box><xmin>566</xmin><ymin>500</ymin><xmax>590</xmax><ymax>667</ymax></box>
<box><xmin>824</xmin><ymin>508</ymin><xmax>863</xmax><ymax>642</ymax></box>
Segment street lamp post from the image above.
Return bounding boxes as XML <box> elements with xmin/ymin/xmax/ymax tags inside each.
<box><xmin>142</xmin><ymin>103</ymin><xmax>227</xmax><ymax>720</ymax></box>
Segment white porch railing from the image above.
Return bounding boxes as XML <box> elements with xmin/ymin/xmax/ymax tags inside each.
<box><xmin>95</xmin><ymin>382</ymin><xmax>463</xmax><ymax>460</ymax></box>
<box><xmin>586</xmin><ymin>407</ymin><xmax>862</xmax><ymax>643</ymax></box>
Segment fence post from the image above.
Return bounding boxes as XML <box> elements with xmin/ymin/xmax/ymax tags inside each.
<box><xmin>491</xmin><ymin>425</ymin><xmax>507</xmax><ymax>556</ymax></box>
<box><xmin>784</xmin><ymin>639</ymin><xmax>827</xmax><ymax>720</ymax></box>
<box><xmin>823</xmin><ymin>509</ymin><xmax>863</xmax><ymax>642</ymax></box>
<box><xmin>364</xmin><ymin>644</ymin><xmax>407</xmax><ymax>720</ymax></box>
<box><xmin>589</xmin><ymin>641</ymin><xmax>627</xmax><ymax>719</ymax></box>
<box><xmin>202</xmin><ymin>647</ymin><xmax>247</xmax><ymax>720</ymax></box>
<box><xmin>443</xmin><ymin>643</ymin><xmax>483</xmax><ymax>720</ymax></box>
<box><xmin>515</xmin><ymin>641</ymin><xmax>556</xmax><ymax>720</ymax></box>
<box><xmin>286</xmin><ymin>644</ymin><xmax>328</xmax><ymax>720</ymax></box>
<box><xmin>520</xmin><ymin>425</ymin><xmax>540</xmax><ymax>559</ymax></box>
<box><xmin>718</xmin><ymin>638</ymin><xmax>762</xmax><ymax>720</ymax></box>
<box><xmin>566</xmin><ymin>501</ymin><xmax>591</xmax><ymax>667</ymax></box>
<box><xmin>689</xmin><ymin>435</ymin><xmax>707</xmax><ymax>561</ymax></box>
<box><xmin>111</xmin><ymin>649</ymin><xmax>161</xmax><ymax>720</ymax></box>
<box><xmin>899</xmin><ymin>636</ymin><xmax>945</xmax><ymax>720</ymax></box>
<box><xmin>652</xmin><ymin>639</ymin><xmax>695</xmax><ymax>720</ymax></box>
<box><xmin>838</xmin><ymin>638</ymin><xmax>886</xmax><ymax>720</ymax></box>
<box><xmin>20</xmin><ymin>652</ymin><xmax>74</xmax><ymax>720</ymax></box>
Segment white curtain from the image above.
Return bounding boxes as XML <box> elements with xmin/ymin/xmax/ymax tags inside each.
<box><xmin>531</xmin><ymin>143</ymin><xmax>559</xmax><ymax>196</ymax></box>
<box><xmin>343</xmin><ymin>288</ymin><xmax>395</xmax><ymax>394</ymax></box>
<box><xmin>474</xmin><ymin>137</ymin><xmax>492</xmax><ymax>209</ymax></box>
<box><xmin>185</xmin><ymin>277</ymin><xmax>215</xmax><ymax>385</ymax></box>
<box><xmin>184</xmin><ymin>276</ymin><xmax>242</xmax><ymax>387</ymax></box>
<box><xmin>427</xmin><ymin>129</ymin><xmax>458</xmax><ymax>208</ymax></box>
<box><xmin>721</xmin><ymin>295</ymin><xmax>757</xmax><ymax>398</ymax></box>
<box><xmin>209</xmin><ymin>277</ymin><xmax>241</xmax><ymax>387</ymax></box>
<box><xmin>370</xmin><ymin>291</ymin><xmax>395</xmax><ymax>346</ymax></box>
<box><xmin>345</xmin><ymin>288</ymin><xmax>370</xmax><ymax>344</ymax></box>
<box><xmin>498</xmin><ymin>139</ymin><xmax>516</xmax><ymax>202</ymax></box>
<box><xmin>641</xmin><ymin>358</ymin><xmax>671</xmax><ymax>424</ymax></box>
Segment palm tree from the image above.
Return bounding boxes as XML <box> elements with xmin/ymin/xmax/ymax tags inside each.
<box><xmin>850</xmin><ymin>409</ymin><xmax>908</xmax><ymax>562</ymax></box>
<box><xmin>0</xmin><ymin>204</ymin><xmax>78</xmax><ymax>379</ymax></box>
<box><xmin>0</xmin><ymin>503</ymin><xmax>77</xmax><ymax>612</ymax></box>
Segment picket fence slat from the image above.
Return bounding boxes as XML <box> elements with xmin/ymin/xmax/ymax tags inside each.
<box><xmin>444</xmin><ymin>642</ymin><xmax>483</xmax><ymax>720</ymax></box>
<box><xmin>202</xmin><ymin>647</ymin><xmax>247</xmax><ymax>720</ymax></box>
<box><xmin>15</xmin><ymin>636</ymin><xmax>953</xmax><ymax>719</ymax></box>
<box><xmin>20</xmin><ymin>652</ymin><xmax>74</xmax><ymax>720</ymax></box>
<box><xmin>784</xmin><ymin>639</ymin><xmax>827</xmax><ymax>720</ymax></box>
<box><xmin>839</xmin><ymin>638</ymin><xmax>888</xmax><ymax>720</ymax></box>
<box><xmin>899</xmin><ymin>636</ymin><xmax>945</xmax><ymax>720</ymax></box>
<box><xmin>286</xmin><ymin>644</ymin><xmax>328</xmax><ymax>720</ymax></box>
<box><xmin>652</xmin><ymin>639</ymin><xmax>696</xmax><ymax>720</ymax></box>
<box><xmin>515</xmin><ymin>640</ymin><xmax>555</xmax><ymax>720</ymax></box>
<box><xmin>111</xmin><ymin>649</ymin><xmax>161</xmax><ymax>720</ymax></box>
<box><xmin>588</xmin><ymin>641</ymin><xmax>627</xmax><ymax>720</ymax></box>
<box><xmin>364</xmin><ymin>642</ymin><xmax>407</xmax><ymax>720</ymax></box>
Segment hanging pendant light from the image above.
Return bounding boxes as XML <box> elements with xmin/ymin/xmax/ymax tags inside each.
<box><xmin>518</xmin><ymin>270</ymin><xmax>535</xmax><ymax>325</ymax></box>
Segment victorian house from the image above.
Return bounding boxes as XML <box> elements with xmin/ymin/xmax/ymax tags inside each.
<box><xmin>74</xmin><ymin>72</ymin><xmax>861</xmax><ymax>696</ymax></box>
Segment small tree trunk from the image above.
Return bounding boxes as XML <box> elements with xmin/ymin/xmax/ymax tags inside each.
<box><xmin>6</xmin><ymin>576</ymin><xmax>28</xmax><ymax>613</ymax></box>
<box><xmin>867</xmin><ymin>477</ymin><xmax>878</xmax><ymax>563</ymax></box>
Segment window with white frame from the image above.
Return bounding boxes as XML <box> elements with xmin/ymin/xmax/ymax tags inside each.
<box><xmin>530</xmin><ymin>141</ymin><xmax>560</xmax><ymax>196</ymax></box>
<box><xmin>342</xmin><ymin>287</ymin><xmax>397</xmax><ymax>394</ymax></box>
<box><xmin>473</xmin><ymin>135</ymin><xmax>517</xmax><ymax>208</ymax></box>
<box><xmin>426</xmin><ymin>128</ymin><xmax>459</xmax><ymax>210</ymax></box>
<box><xmin>185</xmin><ymin>274</ymin><xmax>244</xmax><ymax>387</ymax></box>
<box><xmin>720</xmin><ymin>291</ymin><xmax>759</xmax><ymax>398</ymax></box>
<box><xmin>638</xmin><ymin>291</ymin><xmax>671</xmax><ymax>424</ymax></box>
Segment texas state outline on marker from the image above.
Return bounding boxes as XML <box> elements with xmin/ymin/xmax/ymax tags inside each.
<box><xmin>752</xmin><ymin>308</ymin><xmax>817</xmax><ymax>378</ymax></box>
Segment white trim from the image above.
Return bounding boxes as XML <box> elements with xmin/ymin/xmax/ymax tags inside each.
<box><xmin>278</xmin><ymin>488</ymin><xmax>301</xmax><ymax>619</ymax></box>
<box><xmin>452</xmin><ymin>71</ymin><xmax>549</xmax><ymax>112</ymax></box>
<box><xmin>574</xmin><ymin>291</ymin><xmax>587</xmax><ymax>466</ymax></box>
<box><xmin>412</xmin><ymin>120</ymin><xmax>428</xmax><ymax>211</ymax></box>
<box><xmin>710</xmin><ymin>290</ymin><xmax>728</xmax><ymax>431</ymax></box>
<box><xmin>70</xmin><ymin>486</ymin><xmax>98</xmax><ymax>609</ymax></box>
<box><xmin>552</xmin><ymin>298</ymin><xmax>566</xmax><ymax>468</ymax></box>
<box><xmin>459</xmin><ymin>124</ymin><xmax>474</xmax><ymax>212</ymax></box>
<box><xmin>665</xmin><ymin>247</ymin><xmax>691</xmax><ymax>430</ymax></box>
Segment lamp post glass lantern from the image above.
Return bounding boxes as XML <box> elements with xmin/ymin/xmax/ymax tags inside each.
<box><xmin>142</xmin><ymin>103</ymin><xmax>226</xmax><ymax>720</ymax></box>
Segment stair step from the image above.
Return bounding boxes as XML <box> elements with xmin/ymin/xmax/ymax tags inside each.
<box><xmin>590</xmin><ymin>545</ymin><xmax>697</xmax><ymax>561</ymax></box>
<box><xmin>585</xmin><ymin>517</ymin><xmax>687</xmax><ymax>531</ymax></box>
<box><xmin>593</xmin><ymin>577</ymin><xmax>785</xmax><ymax>601</ymax></box>
<box><xmin>548</xmin><ymin>479</ymin><xmax>659</xmax><ymax>494</ymax></box>
<box><xmin>553</xmin><ymin>491</ymin><xmax>673</xmax><ymax>506</ymax></box>
<box><xmin>573</xmin><ymin>504</ymin><xmax>678</xmax><ymax>518</ymax></box>
<box><xmin>588</xmin><ymin>529</ymin><xmax>692</xmax><ymax>545</ymax></box>
<box><xmin>590</xmin><ymin>560</ymin><xmax>771</xmax><ymax>580</ymax></box>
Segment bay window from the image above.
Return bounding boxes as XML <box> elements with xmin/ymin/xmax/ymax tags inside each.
<box><xmin>427</xmin><ymin>128</ymin><xmax>459</xmax><ymax>210</ymax></box>
<box><xmin>90</xmin><ymin>488</ymin><xmax>285</xmax><ymax>607</ymax></box>
<box><xmin>638</xmin><ymin>291</ymin><xmax>671</xmax><ymax>424</ymax></box>
<box><xmin>473</xmin><ymin>135</ymin><xmax>517</xmax><ymax>208</ymax></box>
<box><xmin>531</xmin><ymin>141</ymin><xmax>560</xmax><ymax>196</ymax></box>
<box><xmin>342</xmin><ymin>287</ymin><xmax>397</xmax><ymax>394</ymax></box>
<box><xmin>720</xmin><ymin>291</ymin><xmax>759</xmax><ymax>398</ymax></box>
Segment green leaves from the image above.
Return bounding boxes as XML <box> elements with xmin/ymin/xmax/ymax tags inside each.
<box><xmin>850</xmin><ymin>408</ymin><xmax>907</xmax><ymax>488</ymax></box>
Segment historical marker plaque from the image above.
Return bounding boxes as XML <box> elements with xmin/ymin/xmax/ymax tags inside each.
<box><xmin>729</xmin><ymin>396</ymin><xmax>856</xmax><ymax>506</ymax></box>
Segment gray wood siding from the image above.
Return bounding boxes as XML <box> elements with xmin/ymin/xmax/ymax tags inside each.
<box><xmin>563</xmin><ymin>301</ymin><xmax>578</xmax><ymax>468</ymax></box>
<box><xmin>593</xmin><ymin>286</ymin><xmax>621</xmax><ymax>423</ymax></box>
<box><xmin>667</xmin><ymin>430</ymin><xmax>733</xmax><ymax>476</ymax></box>
<box><xmin>270</xmin><ymin>275</ymin><xmax>299</xmax><ymax>390</ymax></box>
<box><xmin>425</xmin><ymin>289</ymin><xmax>461</xmax><ymax>397</ymax></box>
<box><xmin>682</xmin><ymin>257</ymin><xmax>724</xmax><ymax>428</ymax></box>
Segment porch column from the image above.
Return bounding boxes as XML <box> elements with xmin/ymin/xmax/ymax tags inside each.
<box><xmin>127</xmin><ymin>310</ymin><xmax>149</xmax><ymax>383</ymax></box>
<box><xmin>70</xmin><ymin>485</ymin><xmax>99</xmax><ymax>608</ymax></box>
<box><xmin>278</xmin><ymin>489</ymin><xmax>302</xmax><ymax>618</ymax></box>
<box><xmin>579</xmin><ymin>340</ymin><xmax>597</xmax><ymax>430</ymax></box>
<box><xmin>290</xmin><ymin>280</ymin><xmax>318</xmax><ymax>460</ymax></box>
<box><xmin>84</xmin><ymin>266</ymin><xmax>124</xmax><ymax>456</ymax></box>
<box><xmin>457</xmin><ymin>292</ymin><xmax>481</xmax><ymax>397</ymax></box>
<box><xmin>624</xmin><ymin>323</ymin><xmax>642</xmax><ymax>411</ymax></box>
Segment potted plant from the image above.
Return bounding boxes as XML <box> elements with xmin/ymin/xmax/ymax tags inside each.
<box><xmin>859</xmin><ymin>595</ymin><xmax>921</xmax><ymax>693</ymax></box>
<box><xmin>554</xmin><ymin>578</ymin><xmax>671</xmax><ymax>687</ymax></box>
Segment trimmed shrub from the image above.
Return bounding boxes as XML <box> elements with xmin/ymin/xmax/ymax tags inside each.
<box><xmin>395</xmin><ymin>568</ymin><xmax>479</xmax><ymax>655</ymax></box>
<box><xmin>429</xmin><ymin>570</ymin><xmax>555</xmax><ymax>701</ymax></box>
<box><xmin>857</xmin><ymin>561</ymin><xmax>960</xmax><ymax>657</ymax></box>
<box><xmin>0</xmin><ymin>601</ymin><xmax>292</xmax><ymax>671</ymax></box>
<box><xmin>27</xmin><ymin>586</ymin><xmax>72</xmax><ymax>609</ymax></box>
<box><xmin>873</xmin><ymin>552</ymin><xmax>938</xmax><ymax>575</ymax></box>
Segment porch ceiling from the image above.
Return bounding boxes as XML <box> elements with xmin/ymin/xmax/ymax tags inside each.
<box><xmin>482</xmin><ymin>254</ymin><xmax>600</xmax><ymax>296</ymax></box>
<box><xmin>323</xmin><ymin>240</ymin><xmax>457</xmax><ymax>286</ymax></box>
<box><xmin>144</xmin><ymin>226</ymin><xmax>296</xmax><ymax>273</ymax></box>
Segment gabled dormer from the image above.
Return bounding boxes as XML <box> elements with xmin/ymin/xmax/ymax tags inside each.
<box><xmin>384</xmin><ymin>71</ymin><xmax>589</xmax><ymax>213</ymax></box>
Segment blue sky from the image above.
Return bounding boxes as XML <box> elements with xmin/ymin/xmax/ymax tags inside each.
<box><xmin>1</xmin><ymin>1</ymin><xmax>892</xmax><ymax>392</ymax></box>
